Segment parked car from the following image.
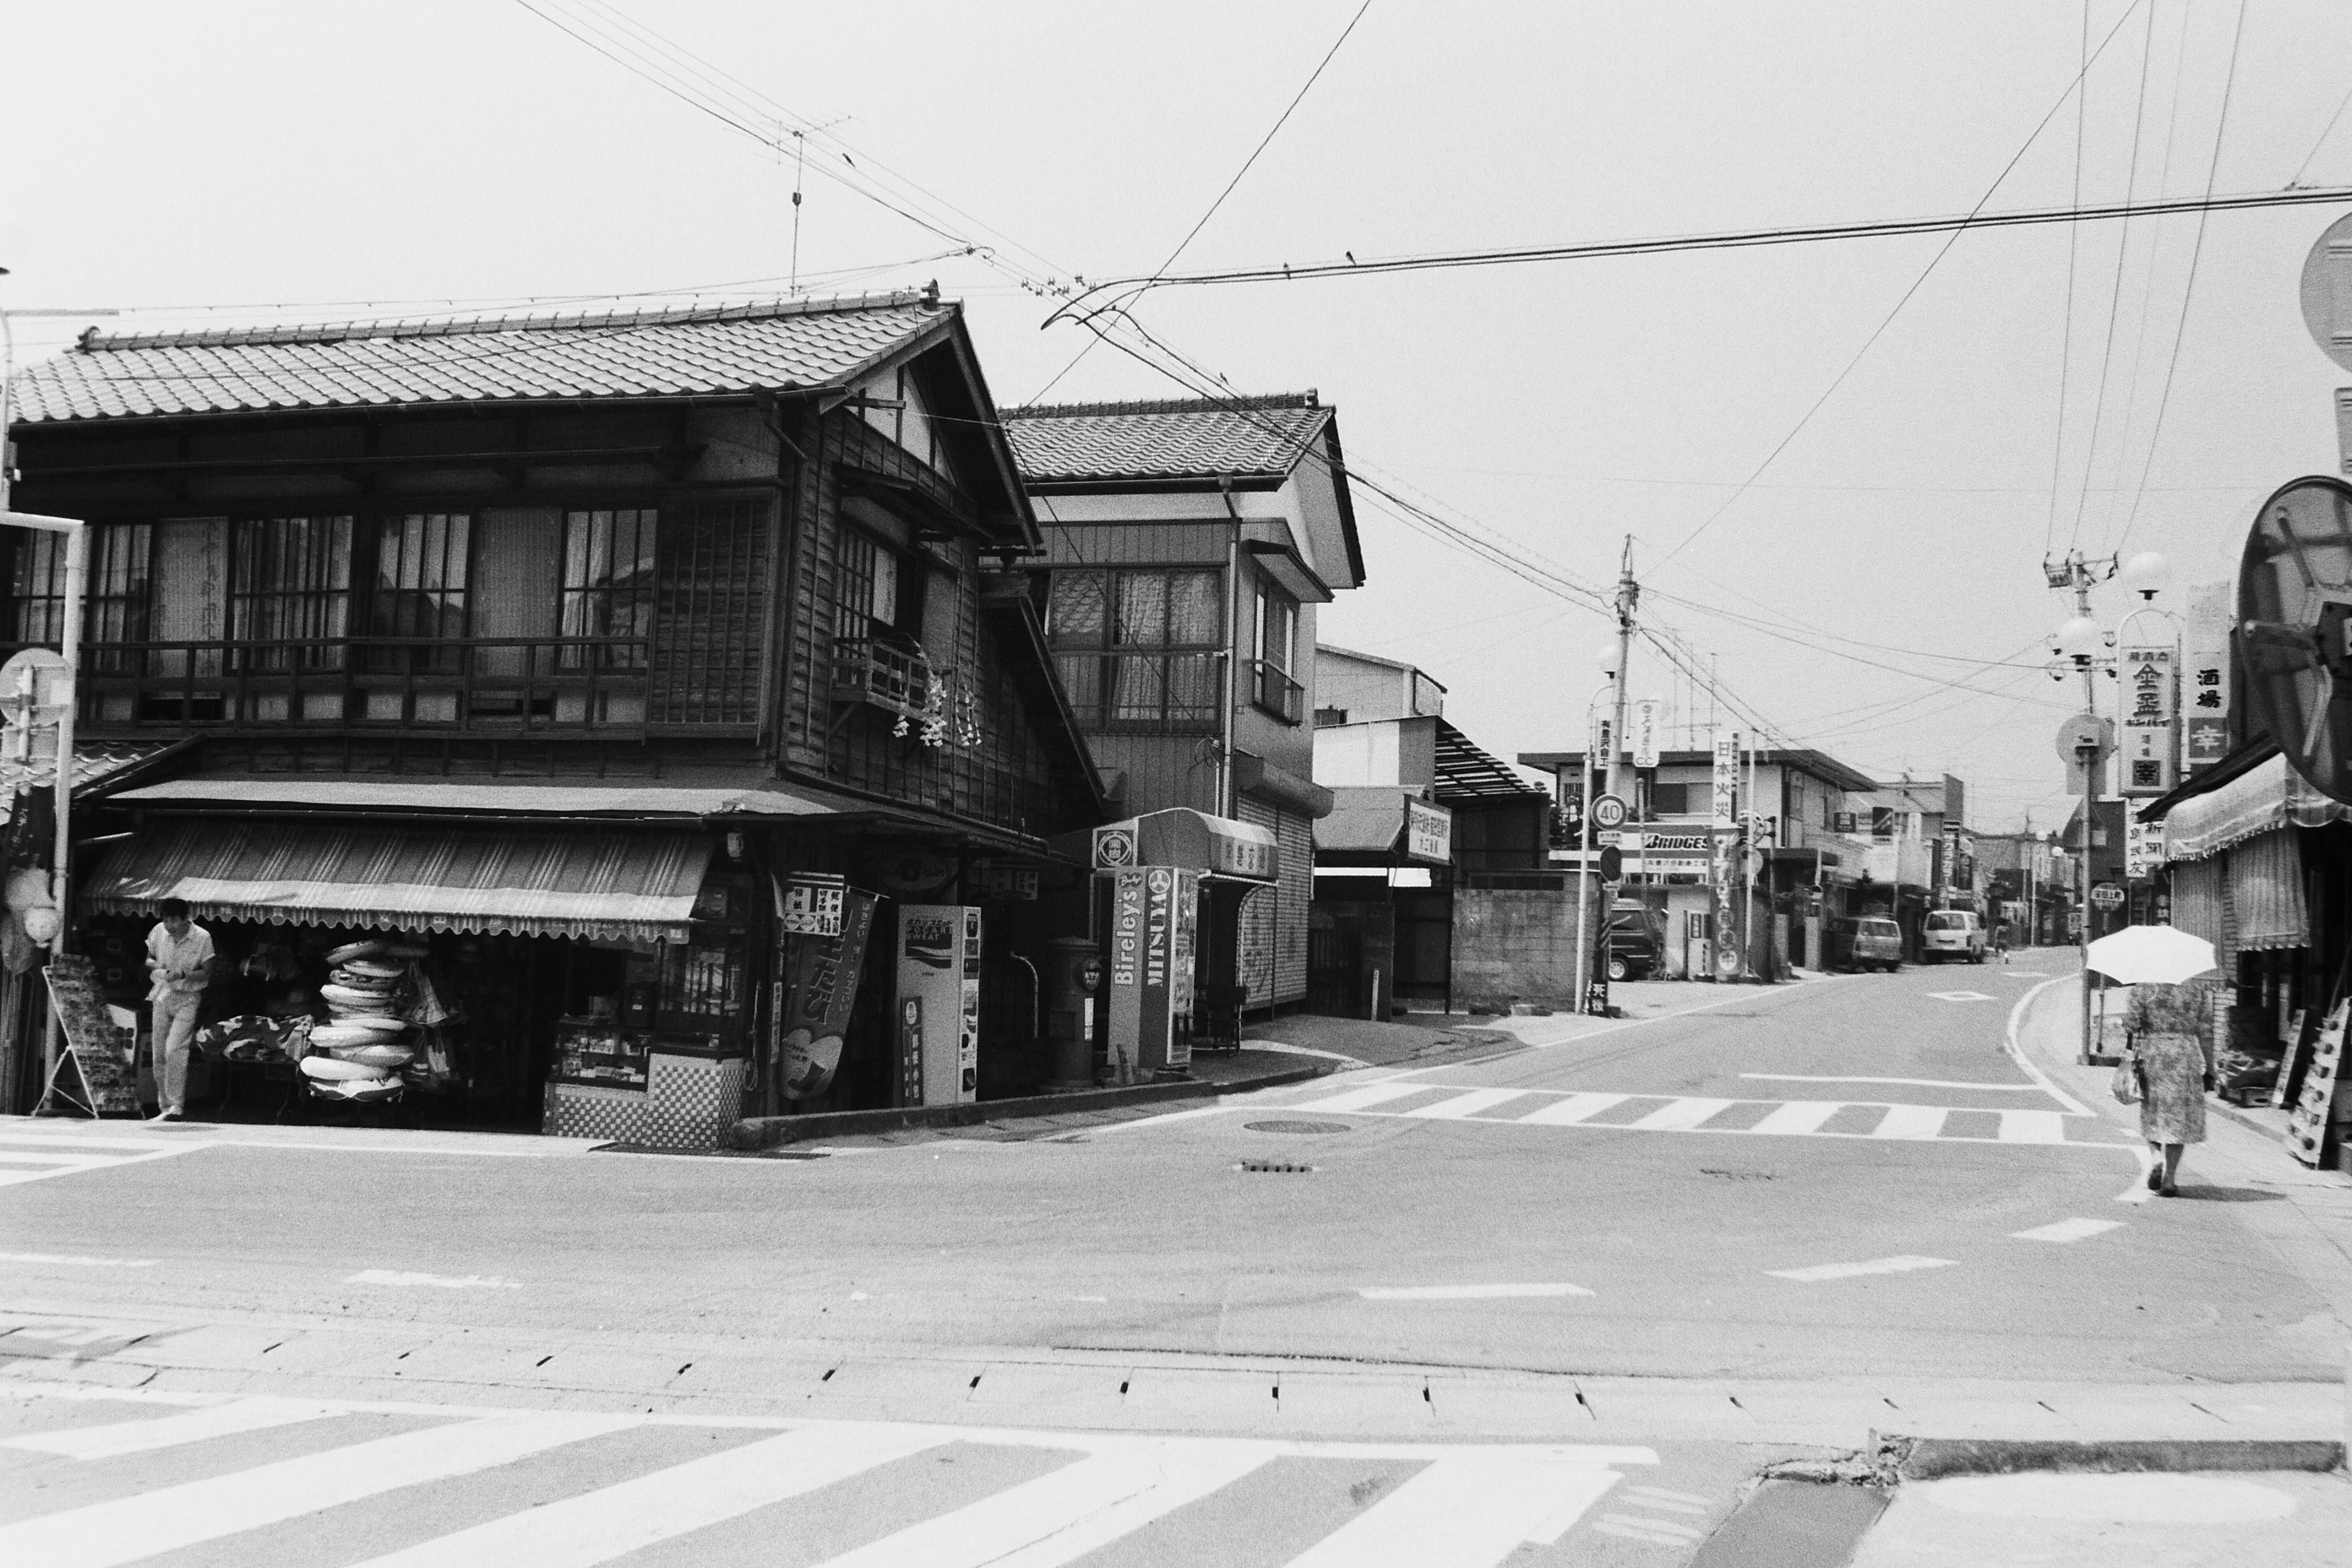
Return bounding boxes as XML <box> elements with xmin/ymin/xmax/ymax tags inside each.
<box><xmin>1603</xmin><ymin>900</ymin><xmax>1665</xmax><ymax>982</ymax></box>
<box><xmin>1825</xmin><ymin>915</ymin><xmax>1903</xmax><ymax>972</ymax></box>
<box><xmin>1922</xmin><ymin>909</ymin><xmax>1988</xmax><ymax>964</ymax></box>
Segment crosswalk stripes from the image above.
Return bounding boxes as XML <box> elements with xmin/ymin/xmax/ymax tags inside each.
<box><xmin>0</xmin><ymin>1387</ymin><xmax>1658</xmax><ymax>1568</ymax></box>
<box><xmin>1</xmin><ymin>1397</ymin><xmax>340</xmax><ymax>1460</ymax></box>
<box><xmin>0</xmin><ymin>1128</ymin><xmax>199</xmax><ymax>1190</ymax></box>
<box><xmin>1287</xmin><ymin>1083</ymin><xmax>2125</xmax><ymax>1148</ymax></box>
<box><xmin>2</xmin><ymin>1412</ymin><xmax>638</xmax><ymax>1568</ymax></box>
<box><xmin>343</xmin><ymin>1424</ymin><xmax>947</xmax><ymax>1568</ymax></box>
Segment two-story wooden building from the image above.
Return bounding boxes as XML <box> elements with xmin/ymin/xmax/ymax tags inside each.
<box><xmin>3</xmin><ymin>292</ymin><xmax>1107</xmax><ymax>1138</ymax></box>
<box><xmin>1003</xmin><ymin>394</ymin><xmax>1365</xmax><ymax>1014</ymax></box>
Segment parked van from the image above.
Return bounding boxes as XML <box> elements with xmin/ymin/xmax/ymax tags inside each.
<box><xmin>1922</xmin><ymin>909</ymin><xmax>1988</xmax><ymax>964</ymax></box>
<box><xmin>1825</xmin><ymin>916</ymin><xmax>1903</xmax><ymax>972</ymax></box>
<box><xmin>1603</xmin><ymin>899</ymin><xmax>1665</xmax><ymax>982</ymax></box>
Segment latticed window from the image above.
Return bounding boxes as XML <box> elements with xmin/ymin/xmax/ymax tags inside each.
<box><xmin>365</xmin><ymin>513</ymin><xmax>470</xmax><ymax>673</ymax></box>
<box><xmin>230</xmin><ymin>517</ymin><xmax>353</xmax><ymax>671</ymax></box>
<box><xmin>1047</xmin><ymin>567</ymin><xmax>1222</xmax><ymax>731</ymax></box>
<box><xmin>561</xmin><ymin>508</ymin><xmax>657</xmax><ymax>668</ymax></box>
<box><xmin>12</xmin><ymin>525</ymin><xmax>150</xmax><ymax>675</ymax></box>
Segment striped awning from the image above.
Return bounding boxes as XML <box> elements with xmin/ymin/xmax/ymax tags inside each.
<box><xmin>81</xmin><ymin>821</ymin><xmax>713</xmax><ymax>943</ymax></box>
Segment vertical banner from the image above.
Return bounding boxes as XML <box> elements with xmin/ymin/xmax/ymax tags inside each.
<box><xmin>957</xmin><ymin>906</ymin><xmax>982</xmax><ymax>1097</ymax></box>
<box><xmin>1105</xmin><ymin>870</ymin><xmax>1146</xmax><ymax>1085</ymax></box>
<box><xmin>2120</xmin><ymin>645</ymin><xmax>2177</xmax><ymax>796</ymax></box>
<box><xmin>2183</xmin><ymin>581</ymin><xmax>2231</xmax><ymax>775</ymax></box>
<box><xmin>1710</xmin><ymin>731</ymin><xmax>1741</xmax><ymax>979</ymax></box>
<box><xmin>1137</xmin><ymin>867</ymin><xmax>1180</xmax><ymax>1072</ymax></box>
<box><xmin>1169</xmin><ymin>869</ymin><xmax>1200</xmax><ymax>1067</ymax></box>
<box><xmin>777</xmin><ymin>888</ymin><xmax>877</xmax><ymax>1101</ymax></box>
<box><xmin>1631</xmin><ymin>698</ymin><xmax>1662</xmax><ymax>770</ymax></box>
<box><xmin>897</xmin><ymin>904</ymin><xmax>978</xmax><ymax>1107</ymax></box>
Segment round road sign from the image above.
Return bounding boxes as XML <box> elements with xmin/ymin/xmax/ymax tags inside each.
<box><xmin>0</xmin><ymin>649</ymin><xmax>71</xmax><ymax>730</ymax></box>
<box><xmin>2053</xmin><ymin>712</ymin><xmax>2114</xmax><ymax>765</ymax></box>
<box><xmin>1590</xmin><ymin>793</ymin><xmax>1630</xmax><ymax>831</ymax></box>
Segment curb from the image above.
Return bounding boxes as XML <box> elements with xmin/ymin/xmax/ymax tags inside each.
<box><xmin>2207</xmin><ymin>1094</ymin><xmax>2291</xmax><ymax>1147</ymax></box>
<box><xmin>718</xmin><ymin>1062</ymin><xmax>1332</xmax><ymax>1150</ymax></box>
<box><xmin>1875</xmin><ymin>1434</ymin><xmax>2346</xmax><ymax>1480</ymax></box>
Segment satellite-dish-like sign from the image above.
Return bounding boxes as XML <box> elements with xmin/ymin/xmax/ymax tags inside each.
<box><xmin>2300</xmin><ymin>212</ymin><xmax>2352</xmax><ymax>373</ymax></box>
<box><xmin>2238</xmin><ymin>475</ymin><xmax>2352</xmax><ymax>804</ymax></box>
<box><xmin>0</xmin><ymin>649</ymin><xmax>72</xmax><ymax>729</ymax></box>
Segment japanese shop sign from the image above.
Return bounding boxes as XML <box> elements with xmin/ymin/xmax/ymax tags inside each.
<box><xmin>2182</xmin><ymin>580</ymin><xmax>2231</xmax><ymax>775</ymax></box>
<box><xmin>2120</xmin><ymin>644</ymin><xmax>2177</xmax><ymax>796</ymax></box>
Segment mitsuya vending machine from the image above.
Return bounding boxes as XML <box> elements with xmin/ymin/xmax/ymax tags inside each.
<box><xmin>895</xmin><ymin>905</ymin><xmax>982</xmax><ymax>1107</ymax></box>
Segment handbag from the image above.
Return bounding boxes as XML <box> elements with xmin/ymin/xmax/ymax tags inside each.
<box><xmin>2111</xmin><ymin>1054</ymin><xmax>2142</xmax><ymax>1106</ymax></box>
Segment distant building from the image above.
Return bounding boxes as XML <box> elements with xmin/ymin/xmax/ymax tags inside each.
<box><xmin>1308</xmin><ymin>645</ymin><xmax>1549</xmax><ymax>1015</ymax></box>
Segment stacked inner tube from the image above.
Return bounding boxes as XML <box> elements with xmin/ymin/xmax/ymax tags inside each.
<box><xmin>299</xmin><ymin>940</ymin><xmax>422</xmax><ymax>1103</ymax></box>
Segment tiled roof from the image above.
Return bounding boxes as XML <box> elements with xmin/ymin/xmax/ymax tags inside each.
<box><xmin>1003</xmin><ymin>393</ymin><xmax>1331</xmax><ymax>482</ymax></box>
<box><xmin>10</xmin><ymin>295</ymin><xmax>951</xmax><ymax>423</ymax></box>
<box><xmin>0</xmin><ymin>739</ymin><xmax>187</xmax><ymax>807</ymax></box>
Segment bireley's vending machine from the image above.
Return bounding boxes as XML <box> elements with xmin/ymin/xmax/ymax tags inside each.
<box><xmin>895</xmin><ymin>904</ymin><xmax>981</xmax><ymax>1107</ymax></box>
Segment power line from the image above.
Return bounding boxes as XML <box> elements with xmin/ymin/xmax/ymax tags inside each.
<box><xmin>2045</xmin><ymin>0</ymin><xmax>2092</xmax><ymax>564</ymax></box>
<box><xmin>1039</xmin><ymin>181</ymin><xmax>2352</xmax><ymax>318</ymax></box>
<box><xmin>1654</xmin><ymin>0</ymin><xmax>2155</xmax><ymax>571</ymax></box>
<box><xmin>2065</xmin><ymin>0</ymin><xmax>2160</xmax><ymax>556</ymax></box>
<box><xmin>1030</xmin><ymin>0</ymin><xmax>1375</xmax><ymax>402</ymax></box>
<box><xmin>2111</xmin><ymin>0</ymin><xmax>2251</xmax><ymax>560</ymax></box>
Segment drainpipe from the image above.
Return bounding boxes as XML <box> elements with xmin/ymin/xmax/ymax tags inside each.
<box><xmin>1219</xmin><ymin>479</ymin><xmax>1244</xmax><ymax>820</ymax></box>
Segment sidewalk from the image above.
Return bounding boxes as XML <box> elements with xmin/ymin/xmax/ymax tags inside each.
<box><xmin>1819</xmin><ymin>967</ymin><xmax>2352</xmax><ymax>1565</ymax></box>
<box><xmin>2014</xmin><ymin>966</ymin><xmax>2352</xmax><ymax>1331</ymax></box>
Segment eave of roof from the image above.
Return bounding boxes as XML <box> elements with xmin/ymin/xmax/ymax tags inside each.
<box><xmin>1001</xmin><ymin>393</ymin><xmax>1332</xmax><ymax>484</ymax></box>
<box><xmin>9</xmin><ymin>292</ymin><xmax>958</xmax><ymax>426</ymax></box>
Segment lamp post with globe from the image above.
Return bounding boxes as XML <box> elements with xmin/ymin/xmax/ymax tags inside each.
<box><xmin>2048</xmin><ymin>548</ymin><xmax>2176</xmax><ymax>1060</ymax></box>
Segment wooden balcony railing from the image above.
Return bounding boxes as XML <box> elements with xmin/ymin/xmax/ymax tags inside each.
<box><xmin>1250</xmin><ymin>659</ymin><xmax>1304</xmax><ymax>724</ymax></box>
<box><xmin>50</xmin><ymin>636</ymin><xmax>657</xmax><ymax>732</ymax></box>
<box><xmin>831</xmin><ymin>636</ymin><xmax>931</xmax><ymax>721</ymax></box>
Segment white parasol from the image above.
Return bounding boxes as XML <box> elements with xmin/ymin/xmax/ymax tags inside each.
<box><xmin>2084</xmin><ymin>924</ymin><xmax>2218</xmax><ymax>986</ymax></box>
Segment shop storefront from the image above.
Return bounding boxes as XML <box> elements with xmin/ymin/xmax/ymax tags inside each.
<box><xmin>1309</xmin><ymin>787</ymin><xmax>1454</xmax><ymax>1017</ymax></box>
<box><xmin>2150</xmin><ymin>751</ymin><xmax>2352</xmax><ymax>1100</ymax></box>
<box><xmin>72</xmin><ymin>775</ymin><xmax>1079</xmax><ymax>1144</ymax></box>
<box><xmin>1049</xmin><ymin>806</ymin><xmax>1278</xmax><ymax>1081</ymax></box>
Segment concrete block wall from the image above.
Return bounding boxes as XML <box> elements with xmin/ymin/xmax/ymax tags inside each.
<box><xmin>1451</xmin><ymin>889</ymin><xmax>1579</xmax><ymax>1010</ymax></box>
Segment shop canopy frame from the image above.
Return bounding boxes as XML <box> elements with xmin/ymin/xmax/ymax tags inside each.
<box><xmin>82</xmin><ymin>820</ymin><xmax>716</xmax><ymax>945</ymax></box>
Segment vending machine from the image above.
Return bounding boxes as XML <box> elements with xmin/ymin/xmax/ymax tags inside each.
<box><xmin>895</xmin><ymin>904</ymin><xmax>982</xmax><ymax>1106</ymax></box>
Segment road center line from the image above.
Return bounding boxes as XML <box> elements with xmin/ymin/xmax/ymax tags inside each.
<box><xmin>345</xmin><ymin>1269</ymin><xmax>523</xmax><ymax>1290</ymax></box>
<box><xmin>1359</xmin><ymin>1283</ymin><xmax>1594</xmax><ymax>1301</ymax></box>
<box><xmin>2012</xmin><ymin>1217</ymin><xmax>2125</xmax><ymax>1243</ymax></box>
<box><xmin>1767</xmin><ymin>1255</ymin><xmax>1958</xmax><ymax>1282</ymax></box>
<box><xmin>0</xmin><ymin>1252</ymin><xmax>156</xmax><ymax>1268</ymax></box>
<box><xmin>1739</xmin><ymin>1074</ymin><xmax>2049</xmax><ymax>1091</ymax></box>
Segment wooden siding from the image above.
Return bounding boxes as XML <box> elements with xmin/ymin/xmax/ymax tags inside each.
<box><xmin>1034</xmin><ymin>519</ymin><xmax>1229</xmax><ymax>566</ymax></box>
<box><xmin>781</xmin><ymin>406</ymin><xmax>1082</xmax><ymax>838</ymax></box>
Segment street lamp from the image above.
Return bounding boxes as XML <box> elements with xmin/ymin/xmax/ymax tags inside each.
<box><xmin>2048</xmin><ymin>550</ymin><xmax>2175</xmax><ymax>1063</ymax></box>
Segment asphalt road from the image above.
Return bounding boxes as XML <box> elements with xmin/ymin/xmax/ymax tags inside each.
<box><xmin>1</xmin><ymin>951</ymin><xmax>2340</xmax><ymax>1565</ymax></box>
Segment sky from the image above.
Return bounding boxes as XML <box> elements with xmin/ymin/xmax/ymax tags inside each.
<box><xmin>6</xmin><ymin>1</ymin><xmax>2352</xmax><ymax>832</ymax></box>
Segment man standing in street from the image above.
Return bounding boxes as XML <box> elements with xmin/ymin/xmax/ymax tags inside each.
<box><xmin>145</xmin><ymin>898</ymin><xmax>213</xmax><ymax>1121</ymax></box>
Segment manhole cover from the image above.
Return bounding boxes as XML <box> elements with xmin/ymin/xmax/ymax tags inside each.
<box><xmin>1244</xmin><ymin>1120</ymin><xmax>1350</xmax><ymax>1135</ymax></box>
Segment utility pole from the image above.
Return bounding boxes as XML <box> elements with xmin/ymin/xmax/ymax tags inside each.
<box><xmin>1606</xmin><ymin>536</ymin><xmax>1637</xmax><ymax>804</ymax></box>
<box><xmin>2048</xmin><ymin>547</ymin><xmax>2114</xmax><ymax>1061</ymax></box>
<box><xmin>1577</xmin><ymin>537</ymin><xmax>1639</xmax><ymax>1016</ymax></box>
